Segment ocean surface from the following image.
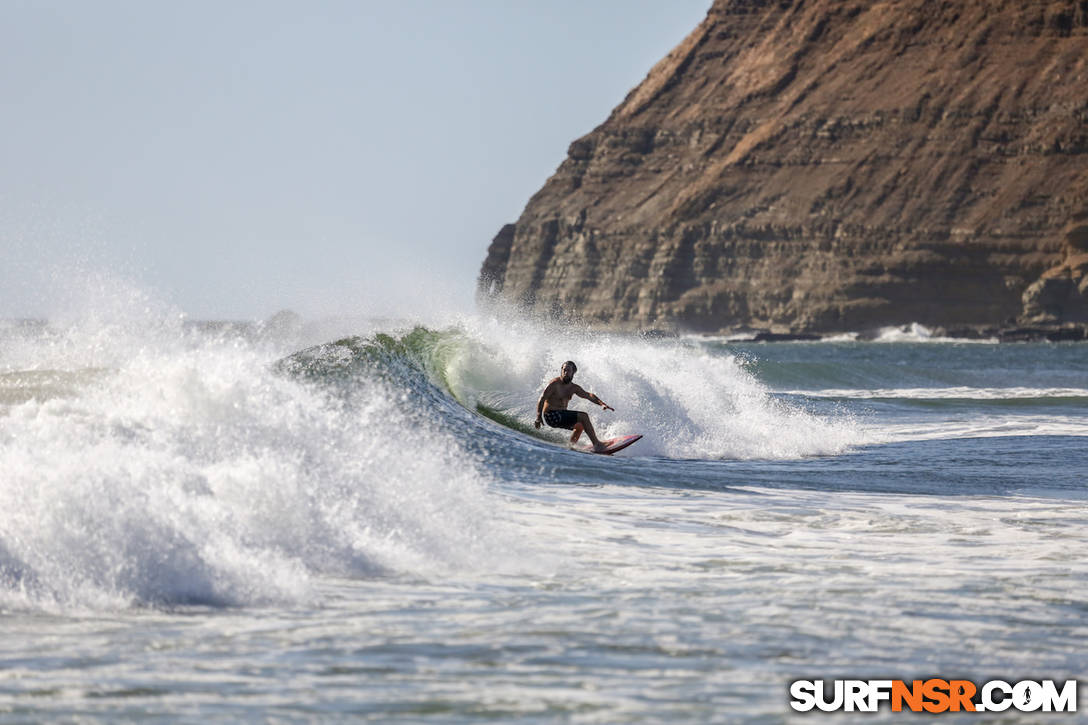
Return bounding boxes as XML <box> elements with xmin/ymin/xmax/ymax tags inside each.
<box><xmin>1</xmin><ymin>300</ymin><xmax>1087</xmax><ymax>723</ymax></box>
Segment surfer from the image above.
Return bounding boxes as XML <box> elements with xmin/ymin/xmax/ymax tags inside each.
<box><xmin>534</xmin><ymin>361</ymin><xmax>614</xmax><ymax>452</ymax></box>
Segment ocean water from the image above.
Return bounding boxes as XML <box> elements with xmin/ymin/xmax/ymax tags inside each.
<box><xmin>1</xmin><ymin>294</ymin><xmax>1087</xmax><ymax>723</ymax></box>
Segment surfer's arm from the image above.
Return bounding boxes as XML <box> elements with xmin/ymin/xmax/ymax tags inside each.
<box><xmin>574</xmin><ymin>386</ymin><xmax>615</xmax><ymax>412</ymax></box>
<box><xmin>534</xmin><ymin>383</ymin><xmax>552</xmax><ymax>427</ymax></box>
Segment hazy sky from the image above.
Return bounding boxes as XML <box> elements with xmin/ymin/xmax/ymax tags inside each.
<box><xmin>1</xmin><ymin>0</ymin><xmax>710</xmax><ymax>320</ymax></box>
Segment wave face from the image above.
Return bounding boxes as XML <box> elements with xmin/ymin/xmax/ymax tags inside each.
<box><xmin>0</xmin><ymin>303</ymin><xmax>511</xmax><ymax>611</ymax></box>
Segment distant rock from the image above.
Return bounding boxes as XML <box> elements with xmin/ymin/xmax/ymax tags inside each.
<box><xmin>1021</xmin><ymin>219</ymin><xmax>1088</xmax><ymax>324</ymax></box>
<box><xmin>479</xmin><ymin>0</ymin><xmax>1088</xmax><ymax>336</ymax></box>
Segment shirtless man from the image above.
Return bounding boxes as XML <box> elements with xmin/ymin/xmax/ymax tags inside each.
<box><xmin>533</xmin><ymin>360</ymin><xmax>614</xmax><ymax>452</ymax></box>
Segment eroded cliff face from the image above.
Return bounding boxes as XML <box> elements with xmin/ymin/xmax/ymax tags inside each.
<box><xmin>478</xmin><ymin>0</ymin><xmax>1088</xmax><ymax>334</ymax></box>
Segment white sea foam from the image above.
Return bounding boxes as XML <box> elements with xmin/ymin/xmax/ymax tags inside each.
<box><xmin>0</xmin><ymin>282</ymin><xmax>516</xmax><ymax>612</ymax></box>
<box><xmin>446</xmin><ymin>313</ymin><xmax>867</xmax><ymax>460</ymax></box>
<box><xmin>877</xmin><ymin>416</ymin><xmax>1088</xmax><ymax>442</ymax></box>
<box><xmin>872</xmin><ymin>322</ymin><xmax>998</xmax><ymax>343</ymax></box>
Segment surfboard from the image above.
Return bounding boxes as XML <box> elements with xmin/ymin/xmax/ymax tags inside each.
<box><xmin>584</xmin><ymin>434</ymin><xmax>642</xmax><ymax>455</ymax></box>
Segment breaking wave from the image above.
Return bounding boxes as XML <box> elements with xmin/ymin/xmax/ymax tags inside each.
<box><xmin>0</xmin><ymin>289</ymin><xmax>514</xmax><ymax>612</ymax></box>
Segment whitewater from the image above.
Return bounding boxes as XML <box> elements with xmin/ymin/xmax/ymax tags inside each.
<box><xmin>1</xmin><ymin>282</ymin><xmax>1087</xmax><ymax>722</ymax></box>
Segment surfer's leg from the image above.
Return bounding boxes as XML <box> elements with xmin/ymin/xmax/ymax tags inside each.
<box><xmin>570</xmin><ymin>423</ymin><xmax>583</xmax><ymax>444</ymax></box>
<box><xmin>577</xmin><ymin>412</ymin><xmax>606</xmax><ymax>450</ymax></box>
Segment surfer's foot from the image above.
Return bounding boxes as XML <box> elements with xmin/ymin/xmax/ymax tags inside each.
<box><xmin>592</xmin><ymin>442</ymin><xmax>608</xmax><ymax>452</ymax></box>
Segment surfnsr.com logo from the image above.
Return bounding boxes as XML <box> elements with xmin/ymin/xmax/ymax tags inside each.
<box><xmin>789</xmin><ymin>679</ymin><xmax>1078</xmax><ymax>713</ymax></box>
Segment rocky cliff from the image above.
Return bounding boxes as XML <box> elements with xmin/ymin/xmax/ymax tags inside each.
<box><xmin>478</xmin><ymin>0</ymin><xmax>1088</xmax><ymax>336</ymax></box>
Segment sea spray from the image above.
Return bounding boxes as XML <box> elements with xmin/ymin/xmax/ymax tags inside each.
<box><xmin>436</xmin><ymin>313</ymin><xmax>865</xmax><ymax>459</ymax></box>
<box><xmin>0</xmin><ymin>312</ymin><xmax>517</xmax><ymax>612</ymax></box>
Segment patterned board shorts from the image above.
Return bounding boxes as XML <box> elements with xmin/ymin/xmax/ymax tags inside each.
<box><xmin>543</xmin><ymin>409</ymin><xmax>581</xmax><ymax>430</ymax></box>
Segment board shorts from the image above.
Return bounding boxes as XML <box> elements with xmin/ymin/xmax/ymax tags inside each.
<box><xmin>543</xmin><ymin>409</ymin><xmax>581</xmax><ymax>430</ymax></box>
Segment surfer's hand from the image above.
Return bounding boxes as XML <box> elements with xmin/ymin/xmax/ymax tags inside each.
<box><xmin>602</xmin><ymin>404</ymin><xmax>614</xmax><ymax>412</ymax></box>
<box><xmin>534</xmin><ymin>418</ymin><xmax>542</xmax><ymax>429</ymax></box>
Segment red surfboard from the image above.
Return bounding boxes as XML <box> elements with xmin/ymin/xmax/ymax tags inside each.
<box><xmin>583</xmin><ymin>434</ymin><xmax>642</xmax><ymax>455</ymax></box>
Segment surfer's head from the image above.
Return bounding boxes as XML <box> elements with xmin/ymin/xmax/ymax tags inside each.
<box><xmin>560</xmin><ymin>360</ymin><xmax>577</xmax><ymax>383</ymax></box>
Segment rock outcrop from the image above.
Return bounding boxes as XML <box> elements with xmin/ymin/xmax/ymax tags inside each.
<box><xmin>478</xmin><ymin>0</ymin><xmax>1088</xmax><ymax>335</ymax></box>
<box><xmin>1021</xmin><ymin>217</ymin><xmax>1088</xmax><ymax>323</ymax></box>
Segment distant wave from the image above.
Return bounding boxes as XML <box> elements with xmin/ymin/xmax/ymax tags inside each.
<box><xmin>870</xmin><ymin>323</ymin><xmax>998</xmax><ymax>343</ymax></box>
<box><xmin>695</xmin><ymin>323</ymin><xmax>1002</xmax><ymax>344</ymax></box>
<box><xmin>782</xmin><ymin>387</ymin><xmax>1088</xmax><ymax>402</ymax></box>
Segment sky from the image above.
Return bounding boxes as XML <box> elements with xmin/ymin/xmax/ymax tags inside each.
<box><xmin>1</xmin><ymin>0</ymin><xmax>710</xmax><ymax>321</ymax></box>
